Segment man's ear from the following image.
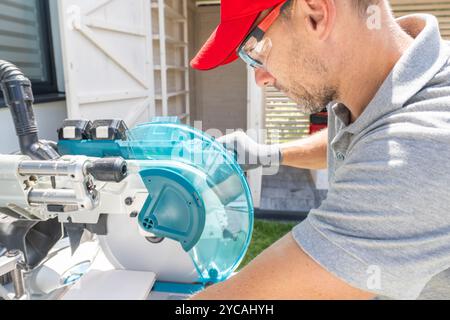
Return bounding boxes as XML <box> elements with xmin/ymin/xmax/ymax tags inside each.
<box><xmin>297</xmin><ymin>0</ymin><xmax>336</xmax><ymax>40</ymax></box>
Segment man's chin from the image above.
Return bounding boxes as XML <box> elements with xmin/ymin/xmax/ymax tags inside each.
<box><xmin>275</xmin><ymin>85</ymin><xmax>330</xmax><ymax>114</ymax></box>
<box><xmin>288</xmin><ymin>96</ymin><xmax>325</xmax><ymax>114</ymax></box>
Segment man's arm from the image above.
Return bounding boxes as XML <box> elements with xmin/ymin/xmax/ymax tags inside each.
<box><xmin>218</xmin><ymin>128</ymin><xmax>329</xmax><ymax>171</ymax></box>
<box><xmin>192</xmin><ymin>232</ymin><xmax>374</xmax><ymax>300</ymax></box>
<box><xmin>280</xmin><ymin>128</ymin><xmax>328</xmax><ymax>170</ymax></box>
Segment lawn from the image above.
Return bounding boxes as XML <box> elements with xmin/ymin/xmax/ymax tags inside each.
<box><xmin>239</xmin><ymin>219</ymin><xmax>298</xmax><ymax>270</ymax></box>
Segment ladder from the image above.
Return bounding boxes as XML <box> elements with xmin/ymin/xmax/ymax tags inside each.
<box><xmin>151</xmin><ymin>0</ymin><xmax>190</xmax><ymax>124</ymax></box>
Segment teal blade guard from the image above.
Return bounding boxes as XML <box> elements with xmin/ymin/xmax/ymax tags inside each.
<box><xmin>128</xmin><ymin>118</ymin><xmax>254</xmax><ymax>284</ymax></box>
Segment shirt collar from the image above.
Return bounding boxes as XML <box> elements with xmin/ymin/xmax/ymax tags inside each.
<box><xmin>335</xmin><ymin>14</ymin><xmax>450</xmax><ymax>135</ymax></box>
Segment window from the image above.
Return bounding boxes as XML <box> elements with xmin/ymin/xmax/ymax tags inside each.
<box><xmin>0</xmin><ymin>0</ymin><xmax>58</xmax><ymax>102</ymax></box>
<box><xmin>264</xmin><ymin>86</ymin><xmax>311</xmax><ymax>144</ymax></box>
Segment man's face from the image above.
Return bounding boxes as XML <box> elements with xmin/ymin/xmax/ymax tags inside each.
<box><xmin>254</xmin><ymin>4</ymin><xmax>339</xmax><ymax>114</ymax></box>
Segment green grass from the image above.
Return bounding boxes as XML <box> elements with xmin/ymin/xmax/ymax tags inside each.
<box><xmin>239</xmin><ymin>220</ymin><xmax>298</xmax><ymax>270</ymax></box>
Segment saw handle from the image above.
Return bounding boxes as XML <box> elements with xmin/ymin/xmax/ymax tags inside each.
<box><xmin>86</xmin><ymin>157</ymin><xmax>128</xmax><ymax>183</ymax></box>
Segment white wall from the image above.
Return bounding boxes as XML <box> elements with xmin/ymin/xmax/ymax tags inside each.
<box><xmin>0</xmin><ymin>101</ymin><xmax>67</xmax><ymax>154</ymax></box>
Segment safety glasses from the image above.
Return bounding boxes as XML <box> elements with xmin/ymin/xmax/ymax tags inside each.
<box><xmin>237</xmin><ymin>1</ymin><xmax>286</xmax><ymax>70</ymax></box>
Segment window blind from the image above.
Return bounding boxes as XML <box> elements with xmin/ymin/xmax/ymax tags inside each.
<box><xmin>0</xmin><ymin>0</ymin><xmax>49</xmax><ymax>81</ymax></box>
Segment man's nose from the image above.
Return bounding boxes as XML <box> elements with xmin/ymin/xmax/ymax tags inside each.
<box><xmin>255</xmin><ymin>68</ymin><xmax>276</xmax><ymax>88</ymax></box>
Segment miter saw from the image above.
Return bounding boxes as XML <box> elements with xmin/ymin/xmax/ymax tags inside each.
<box><xmin>0</xmin><ymin>60</ymin><xmax>254</xmax><ymax>300</ymax></box>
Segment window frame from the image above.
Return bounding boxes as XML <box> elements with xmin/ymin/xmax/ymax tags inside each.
<box><xmin>0</xmin><ymin>0</ymin><xmax>60</xmax><ymax>106</ymax></box>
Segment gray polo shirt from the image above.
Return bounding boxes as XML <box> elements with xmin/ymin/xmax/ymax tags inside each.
<box><xmin>292</xmin><ymin>14</ymin><xmax>450</xmax><ymax>300</ymax></box>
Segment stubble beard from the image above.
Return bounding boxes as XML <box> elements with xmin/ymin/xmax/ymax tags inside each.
<box><xmin>275</xmin><ymin>80</ymin><xmax>338</xmax><ymax>114</ymax></box>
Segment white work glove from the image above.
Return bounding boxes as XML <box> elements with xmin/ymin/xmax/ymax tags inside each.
<box><xmin>217</xmin><ymin>131</ymin><xmax>282</xmax><ymax>172</ymax></box>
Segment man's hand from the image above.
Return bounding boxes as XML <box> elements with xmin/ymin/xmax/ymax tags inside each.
<box><xmin>217</xmin><ymin>131</ymin><xmax>282</xmax><ymax>172</ymax></box>
<box><xmin>192</xmin><ymin>232</ymin><xmax>375</xmax><ymax>300</ymax></box>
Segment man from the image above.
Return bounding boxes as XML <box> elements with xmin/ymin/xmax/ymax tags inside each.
<box><xmin>190</xmin><ymin>0</ymin><xmax>450</xmax><ymax>300</ymax></box>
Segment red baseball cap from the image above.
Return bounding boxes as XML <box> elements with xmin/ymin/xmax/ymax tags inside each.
<box><xmin>191</xmin><ymin>0</ymin><xmax>286</xmax><ymax>71</ymax></box>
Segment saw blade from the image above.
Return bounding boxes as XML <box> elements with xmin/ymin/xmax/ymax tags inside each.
<box><xmin>98</xmin><ymin>213</ymin><xmax>199</xmax><ymax>284</ymax></box>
